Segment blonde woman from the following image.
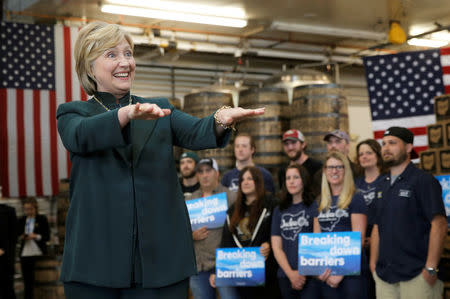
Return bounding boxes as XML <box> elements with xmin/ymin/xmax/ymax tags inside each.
<box><xmin>313</xmin><ymin>152</ymin><xmax>368</xmax><ymax>299</ymax></box>
<box><xmin>57</xmin><ymin>21</ymin><xmax>264</xmax><ymax>298</ymax></box>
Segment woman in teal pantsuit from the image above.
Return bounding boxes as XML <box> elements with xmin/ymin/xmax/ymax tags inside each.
<box><xmin>57</xmin><ymin>21</ymin><xmax>264</xmax><ymax>299</ymax></box>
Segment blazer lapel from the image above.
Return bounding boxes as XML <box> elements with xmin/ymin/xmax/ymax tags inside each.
<box><xmin>132</xmin><ymin>118</ymin><xmax>158</xmax><ymax>167</ymax></box>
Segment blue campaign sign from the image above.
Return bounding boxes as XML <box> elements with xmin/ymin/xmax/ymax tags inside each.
<box><xmin>435</xmin><ymin>175</ymin><xmax>450</xmax><ymax>227</ymax></box>
<box><xmin>215</xmin><ymin>247</ymin><xmax>265</xmax><ymax>287</ymax></box>
<box><xmin>298</xmin><ymin>232</ymin><xmax>361</xmax><ymax>276</ymax></box>
<box><xmin>186</xmin><ymin>192</ymin><xmax>228</xmax><ymax>231</ymax></box>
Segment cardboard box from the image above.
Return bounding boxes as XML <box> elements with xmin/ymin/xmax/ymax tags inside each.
<box><xmin>439</xmin><ymin>148</ymin><xmax>450</xmax><ymax>174</ymax></box>
<box><xmin>434</xmin><ymin>94</ymin><xmax>450</xmax><ymax>122</ymax></box>
<box><xmin>420</xmin><ymin>150</ymin><xmax>439</xmax><ymax>174</ymax></box>
<box><xmin>427</xmin><ymin>123</ymin><xmax>444</xmax><ymax>148</ymax></box>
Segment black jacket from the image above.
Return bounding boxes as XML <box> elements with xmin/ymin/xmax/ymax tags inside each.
<box><xmin>0</xmin><ymin>204</ymin><xmax>18</xmax><ymax>276</ymax></box>
<box><xmin>18</xmin><ymin>214</ymin><xmax>50</xmax><ymax>256</ymax></box>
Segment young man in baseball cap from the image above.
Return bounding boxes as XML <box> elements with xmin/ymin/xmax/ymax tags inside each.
<box><xmin>179</xmin><ymin>152</ymin><xmax>200</xmax><ymax>197</ymax></box>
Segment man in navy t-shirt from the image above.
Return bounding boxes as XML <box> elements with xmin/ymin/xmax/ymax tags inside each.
<box><xmin>370</xmin><ymin>126</ymin><xmax>447</xmax><ymax>299</ymax></box>
<box><xmin>221</xmin><ymin>133</ymin><xmax>275</xmax><ymax>194</ymax></box>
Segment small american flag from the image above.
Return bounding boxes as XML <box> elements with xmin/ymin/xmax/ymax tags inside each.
<box><xmin>363</xmin><ymin>47</ymin><xmax>450</xmax><ymax>153</ymax></box>
<box><xmin>0</xmin><ymin>22</ymin><xmax>85</xmax><ymax>198</ymax></box>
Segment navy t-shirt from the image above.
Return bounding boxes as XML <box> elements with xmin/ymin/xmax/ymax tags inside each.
<box><xmin>271</xmin><ymin>201</ymin><xmax>318</xmax><ymax>277</ymax></box>
<box><xmin>355</xmin><ymin>175</ymin><xmax>385</xmax><ymax>235</ymax></box>
<box><xmin>317</xmin><ymin>193</ymin><xmax>367</xmax><ymax>232</ymax></box>
<box><xmin>221</xmin><ymin>166</ymin><xmax>275</xmax><ymax>194</ymax></box>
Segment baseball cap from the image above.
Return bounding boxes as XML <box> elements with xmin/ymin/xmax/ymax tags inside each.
<box><xmin>324</xmin><ymin>130</ymin><xmax>350</xmax><ymax>143</ymax></box>
<box><xmin>282</xmin><ymin>129</ymin><xmax>305</xmax><ymax>142</ymax></box>
<box><xmin>383</xmin><ymin>126</ymin><xmax>418</xmax><ymax>159</ymax></box>
<box><xmin>180</xmin><ymin>152</ymin><xmax>199</xmax><ymax>163</ymax></box>
<box><xmin>195</xmin><ymin>158</ymin><xmax>219</xmax><ymax>172</ymax></box>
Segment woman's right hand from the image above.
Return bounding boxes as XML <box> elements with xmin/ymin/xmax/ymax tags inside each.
<box><xmin>288</xmin><ymin>269</ymin><xmax>306</xmax><ymax>290</ymax></box>
<box><xmin>209</xmin><ymin>273</ymin><xmax>216</xmax><ymax>288</ymax></box>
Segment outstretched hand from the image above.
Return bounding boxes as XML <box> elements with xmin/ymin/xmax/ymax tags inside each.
<box><xmin>215</xmin><ymin>107</ymin><xmax>265</xmax><ymax>127</ymax></box>
<box><xmin>128</xmin><ymin>102</ymin><xmax>171</xmax><ymax>120</ymax></box>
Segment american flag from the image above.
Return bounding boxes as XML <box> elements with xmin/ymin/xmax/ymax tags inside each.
<box><xmin>363</xmin><ymin>47</ymin><xmax>450</xmax><ymax>153</ymax></box>
<box><xmin>0</xmin><ymin>22</ymin><xmax>85</xmax><ymax>198</ymax></box>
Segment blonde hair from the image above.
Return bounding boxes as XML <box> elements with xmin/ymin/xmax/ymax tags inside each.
<box><xmin>74</xmin><ymin>22</ymin><xmax>134</xmax><ymax>95</ymax></box>
<box><xmin>319</xmin><ymin>151</ymin><xmax>355</xmax><ymax>212</ymax></box>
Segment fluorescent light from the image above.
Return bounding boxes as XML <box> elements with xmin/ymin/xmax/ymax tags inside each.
<box><xmin>101</xmin><ymin>4</ymin><xmax>247</xmax><ymax>28</ymax></box>
<box><xmin>106</xmin><ymin>0</ymin><xmax>246</xmax><ymax>18</ymax></box>
<box><xmin>407</xmin><ymin>38</ymin><xmax>448</xmax><ymax>48</ymax></box>
<box><xmin>271</xmin><ymin>21</ymin><xmax>386</xmax><ymax>40</ymax></box>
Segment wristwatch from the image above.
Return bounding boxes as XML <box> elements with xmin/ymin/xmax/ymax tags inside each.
<box><xmin>425</xmin><ymin>267</ymin><xmax>439</xmax><ymax>276</ymax></box>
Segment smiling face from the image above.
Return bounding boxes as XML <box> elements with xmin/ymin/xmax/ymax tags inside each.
<box><xmin>240</xmin><ymin>170</ymin><xmax>256</xmax><ymax>197</ymax></box>
<box><xmin>92</xmin><ymin>39</ymin><xmax>136</xmax><ymax>99</ymax></box>
<box><xmin>283</xmin><ymin>139</ymin><xmax>304</xmax><ymax>161</ymax></box>
<box><xmin>326</xmin><ymin>136</ymin><xmax>349</xmax><ymax>155</ymax></box>
<box><xmin>285</xmin><ymin>168</ymin><xmax>304</xmax><ymax>196</ymax></box>
<box><xmin>325</xmin><ymin>157</ymin><xmax>345</xmax><ymax>187</ymax></box>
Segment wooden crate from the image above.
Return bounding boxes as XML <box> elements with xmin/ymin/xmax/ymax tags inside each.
<box><xmin>435</xmin><ymin>94</ymin><xmax>450</xmax><ymax>122</ymax></box>
<box><xmin>427</xmin><ymin>123</ymin><xmax>445</xmax><ymax>148</ymax></box>
<box><xmin>420</xmin><ymin>150</ymin><xmax>439</xmax><ymax>174</ymax></box>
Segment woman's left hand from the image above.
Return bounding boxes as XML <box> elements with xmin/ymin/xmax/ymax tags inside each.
<box><xmin>260</xmin><ymin>242</ymin><xmax>271</xmax><ymax>259</ymax></box>
<box><xmin>216</xmin><ymin>107</ymin><xmax>265</xmax><ymax>127</ymax></box>
<box><xmin>326</xmin><ymin>275</ymin><xmax>344</xmax><ymax>288</ymax></box>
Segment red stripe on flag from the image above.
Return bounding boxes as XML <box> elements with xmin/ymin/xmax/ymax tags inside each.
<box><xmin>49</xmin><ymin>91</ymin><xmax>60</xmax><ymax>195</ymax></box>
<box><xmin>33</xmin><ymin>90</ymin><xmax>43</xmax><ymax>196</ymax></box>
<box><xmin>0</xmin><ymin>89</ymin><xmax>9</xmax><ymax>197</ymax></box>
<box><xmin>81</xmin><ymin>87</ymin><xmax>87</xmax><ymax>101</ymax></box>
<box><xmin>446</xmin><ymin>86</ymin><xmax>450</xmax><ymax>94</ymax></box>
<box><xmin>64</xmin><ymin>27</ymin><xmax>72</xmax><ymax>102</ymax></box>
<box><xmin>413</xmin><ymin>146</ymin><xmax>428</xmax><ymax>154</ymax></box>
<box><xmin>440</xmin><ymin>47</ymin><xmax>450</xmax><ymax>55</ymax></box>
<box><xmin>16</xmin><ymin>90</ymin><xmax>26</xmax><ymax>197</ymax></box>
<box><xmin>373</xmin><ymin>126</ymin><xmax>427</xmax><ymax>139</ymax></box>
<box><xmin>442</xmin><ymin>66</ymin><xmax>450</xmax><ymax>74</ymax></box>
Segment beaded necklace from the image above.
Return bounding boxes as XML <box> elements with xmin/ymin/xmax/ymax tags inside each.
<box><xmin>92</xmin><ymin>94</ymin><xmax>133</xmax><ymax>111</ymax></box>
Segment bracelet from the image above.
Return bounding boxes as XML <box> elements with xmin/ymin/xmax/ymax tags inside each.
<box><xmin>214</xmin><ymin>105</ymin><xmax>236</xmax><ymax>131</ymax></box>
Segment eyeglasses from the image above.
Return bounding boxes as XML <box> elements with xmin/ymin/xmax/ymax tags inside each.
<box><xmin>325</xmin><ymin>165</ymin><xmax>345</xmax><ymax>171</ymax></box>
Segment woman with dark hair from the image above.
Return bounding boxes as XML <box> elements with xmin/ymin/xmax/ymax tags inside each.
<box><xmin>271</xmin><ymin>164</ymin><xmax>319</xmax><ymax>299</ymax></box>
<box><xmin>209</xmin><ymin>166</ymin><xmax>279</xmax><ymax>299</ymax></box>
<box><xmin>314</xmin><ymin>151</ymin><xmax>368</xmax><ymax>299</ymax></box>
<box><xmin>18</xmin><ymin>198</ymin><xmax>50</xmax><ymax>299</ymax></box>
<box><xmin>355</xmin><ymin>139</ymin><xmax>386</xmax><ymax>299</ymax></box>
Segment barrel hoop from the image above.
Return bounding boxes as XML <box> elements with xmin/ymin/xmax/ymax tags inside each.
<box><xmin>293</xmin><ymin>94</ymin><xmax>345</xmax><ymax>101</ymax></box>
<box><xmin>240</xmin><ymin>101</ymin><xmax>289</xmax><ymax>106</ymax></box>
<box><xmin>239</xmin><ymin>116</ymin><xmax>290</xmax><ymax>123</ymax></box>
<box><xmin>291</xmin><ymin>113</ymin><xmax>348</xmax><ymax>118</ymax></box>
<box><xmin>252</xmin><ymin>135</ymin><xmax>283</xmax><ymax>140</ymax></box>
<box><xmin>294</xmin><ymin>83</ymin><xmax>341</xmax><ymax>90</ymax></box>
<box><xmin>254</xmin><ymin>152</ymin><xmax>285</xmax><ymax>157</ymax></box>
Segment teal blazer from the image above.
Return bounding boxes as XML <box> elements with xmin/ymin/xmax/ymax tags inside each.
<box><xmin>57</xmin><ymin>94</ymin><xmax>230</xmax><ymax>288</ymax></box>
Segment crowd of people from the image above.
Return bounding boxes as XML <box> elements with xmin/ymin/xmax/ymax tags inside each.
<box><xmin>182</xmin><ymin>127</ymin><xmax>448</xmax><ymax>299</ymax></box>
<box><xmin>0</xmin><ymin>20</ymin><xmax>447</xmax><ymax>299</ymax></box>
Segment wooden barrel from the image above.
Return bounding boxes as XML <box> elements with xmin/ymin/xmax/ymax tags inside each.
<box><xmin>184</xmin><ymin>92</ymin><xmax>235</xmax><ymax>171</ymax></box>
<box><xmin>34</xmin><ymin>257</ymin><xmax>64</xmax><ymax>299</ymax></box>
<box><xmin>292</xmin><ymin>84</ymin><xmax>349</xmax><ymax>162</ymax></box>
<box><xmin>237</xmin><ymin>87</ymin><xmax>289</xmax><ymax>168</ymax></box>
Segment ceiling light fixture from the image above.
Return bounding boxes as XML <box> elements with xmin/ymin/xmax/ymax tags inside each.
<box><xmin>101</xmin><ymin>1</ymin><xmax>247</xmax><ymax>28</ymax></box>
<box><xmin>270</xmin><ymin>21</ymin><xmax>386</xmax><ymax>40</ymax></box>
<box><xmin>407</xmin><ymin>38</ymin><xmax>448</xmax><ymax>48</ymax></box>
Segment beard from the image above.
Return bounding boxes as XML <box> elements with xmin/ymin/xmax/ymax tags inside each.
<box><xmin>383</xmin><ymin>150</ymin><xmax>408</xmax><ymax>168</ymax></box>
<box><xmin>288</xmin><ymin>150</ymin><xmax>302</xmax><ymax>161</ymax></box>
<box><xmin>181</xmin><ymin>169</ymin><xmax>196</xmax><ymax>179</ymax></box>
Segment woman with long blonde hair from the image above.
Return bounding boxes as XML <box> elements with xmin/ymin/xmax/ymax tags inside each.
<box><xmin>314</xmin><ymin>152</ymin><xmax>368</xmax><ymax>299</ymax></box>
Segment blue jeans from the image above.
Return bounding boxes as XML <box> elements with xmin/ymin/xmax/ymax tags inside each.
<box><xmin>189</xmin><ymin>270</ymin><xmax>239</xmax><ymax>299</ymax></box>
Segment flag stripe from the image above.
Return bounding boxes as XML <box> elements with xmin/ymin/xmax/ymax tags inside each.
<box><xmin>40</xmin><ymin>90</ymin><xmax>52</xmax><ymax>196</ymax></box>
<box><xmin>16</xmin><ymin>90</ymin><xmax>26</xmax><ymax>197</ymax></box>
<box><xmin>49</xmin><ymin>90</ymin><xmax>59</xmax><ymax>195</ymax></box>
<box><xmin>0</xmin><ymin>89</ymin><xmax>9</xmax><ymax>197</ymax></box>
<box><xmin>441</xmin><ymin>47</ymin><xmax>450</xmax><ymax>55</ymax></box>
<box><xmin>63</xmin><ymin>27</ymin><xmax>73</xmax><ymax>179</ymax></box>
<box><xmin>24</xmin><ymin>89</ymin><xmax>36</xmax><ymax>196</ymax></box>
<box><xmin>33</xmin><ymin>90</ymin><xmax>43</xmax><ymax>195</ymax></box>
<box><xmin>373</xmin><ymin>126</ymin><xmax>427</xmax><ymax>139</ymax></box>
<box><xmin>6</xmin><ymin>89</ymin><xmax>18</xmax><ymax>197</ymax></box>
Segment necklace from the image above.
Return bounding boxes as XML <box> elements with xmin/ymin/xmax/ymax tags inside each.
<box><xmin>92</xmin><ymin>94</ymin><xmax>133</xmax><ymax>111</ymax></box>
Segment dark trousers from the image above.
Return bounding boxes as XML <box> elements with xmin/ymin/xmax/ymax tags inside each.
<box><xmin>277</xmin><ymin>276</ymin><xmax>319</xmax><ymax>299</ymax></box>
<box><xmin>316</xmin><ymin>275</ymin><xmax>368</xmax><ymax>299</ymax></box>
<box><xmin>0</xmin><ymin>274</ymin><xmax>16</xmax><ymax>299</ymax></box>
<box><xmin>21</xmin><ymin>257</ymin><xmax>37</xmax><ymax>299</ymax></box>
<box><xmin>64</xmin><ymin>279</ymin><xmax>189</xmax><ymax>299</ymax></box>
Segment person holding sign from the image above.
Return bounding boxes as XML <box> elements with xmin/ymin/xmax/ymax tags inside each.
<box><xmin>271</xmin><ymin>164</ymin><xmax>319</xmax><ymax>299</ymax></box>
<box><xmin>188</xmin><ymin>158</ymin><xmax>238</xmax><ymax>299</ymax></box>
<box><xmin>313</xmin><ymin>152</ymin><xmax>368</xmax><ymax>298</ymax></box>
<box><xmin>57</xmin><ymin>21</ymin><xmax>265</xmax><ymax>299</ymax></box>
<box><xmin>209</xmin><ymin>166</ymin><xmax>279</xmax><ymax>299</ymax></box>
